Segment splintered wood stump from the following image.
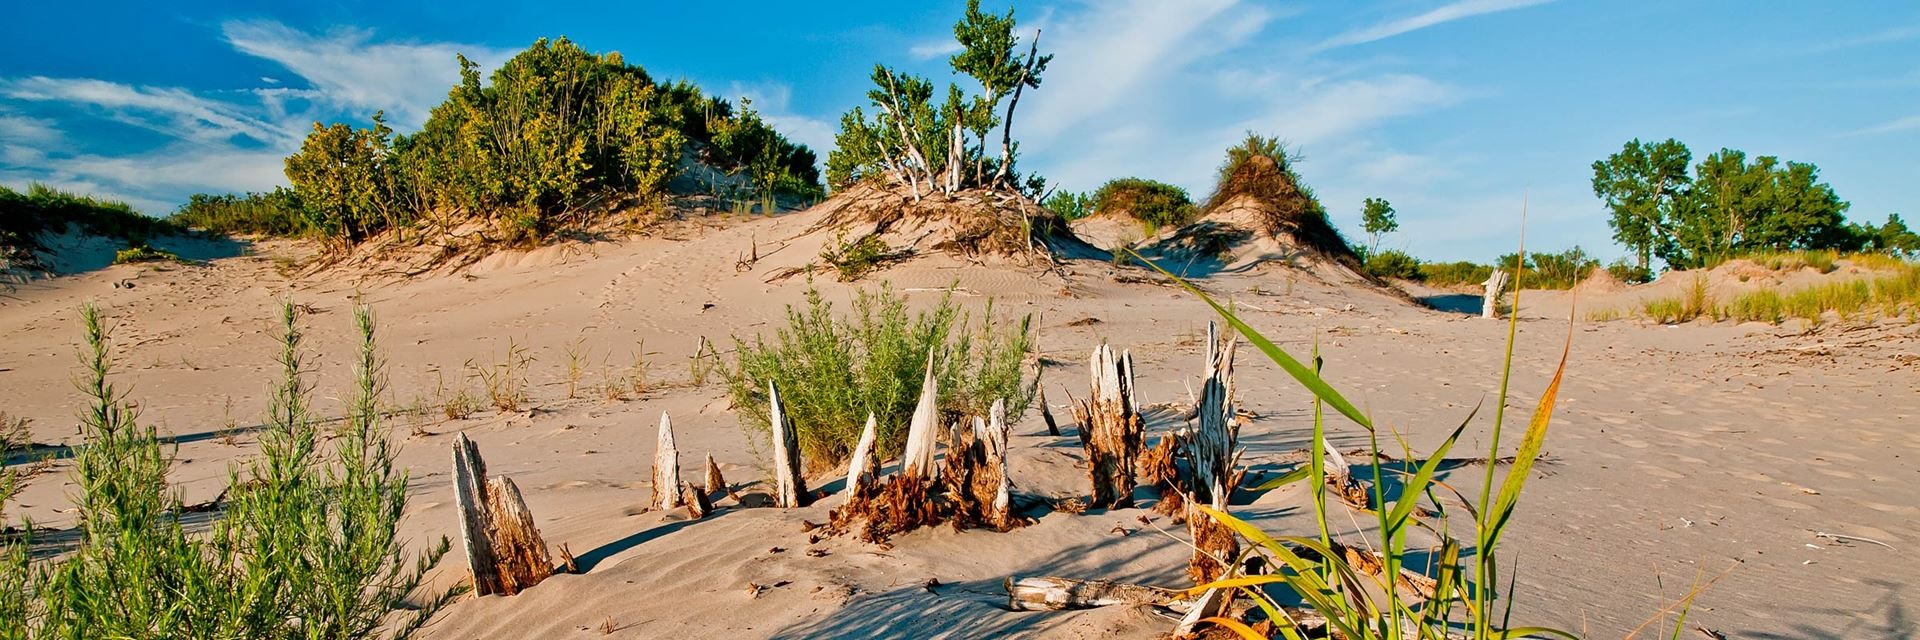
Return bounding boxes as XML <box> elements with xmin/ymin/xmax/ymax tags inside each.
<box><xmin>484</xmin><ymin>476</ymin><xmax>555</xmax><ymax>596</ymax></box>
<box><xmin>1077</xmin><ymin>343</ymin><xmax>1142</xmax><ymax>509</ymax></box>
<box><xmin>682</xmin><ymin>483</ymin><xmax>712</xmax><ymax>520</ymax></box>
<box><xmin>945</xmin><ymin>400</ymin><xmax>1023</xmax><ymax>531</ymax></box>
<box><xmin>900</xmin><ymin>350</ymin><xmax>941</xmax><ymax>479</ymax></box>
<box><xmin>842</xmin><ymin>413</ymin><xmax>880</xmax><ymax>502</ymax></box>
<box><xmin>1004</xmin><ymin>576</ymin><xmax>1178</xmax><ymax>611</ymax></box>
<box><xmin>767</xmin><ymin>380</ymin><xmax>811</xmax><ymax>508</ymax></box>
<box><xmin>704</xmin><ymin>453</ymin><xmax>738</xmax><ymax>502</ymax></box>
<box><xmin>1483</xmin><ymin>269</ymin><xmax>1508</xmax><ymax>319</ymax></box>
<box><xmin>652</xmin><ymin>411</ymin><xmax>682</xmax><ymax>511</ymax></box>
<box><xmin>453</xmin><ymin>434</ymin><xmax>557</xmax><ymax>597</ymax></box>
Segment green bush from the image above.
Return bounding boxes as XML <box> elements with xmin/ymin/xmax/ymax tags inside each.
<box><xmin>0</xmin><ymin>303</ymin><xmax>458</xmax><ymax>637</ymax></box>
<box><xmin>1418</xmin><ymin>261</ymin><xmax>1494</xmax><ymax>287</ymax></box>
<box><xmin>1363</xmin><ymin>249</ymin><xmax>1422</xmax><ymax>280</ymax></box>
<box><xmin>170</xmin><ymin>188</ymin><xmax>308</xmax><ymax>237</ymax></box>
<box><xmin>110</xmin><ymin>244</ymin><xmax>184</xmax><ymax>265</ymax></box>
<box><xmin>820</xmin><ymin>231</ymin><xmax>892</xmax><ymax>281</ymax></box>
<box><xmin>1606</xmin><ymin>259</ymin><xmax>1653</xmax><ymax>284</ymax></box>
<box><xmin>726</xmin><ymin>283</ymin><xmax>1034</xmax><ymax>468</ymax></box>
<box><xmin>1091</xmin><ymin>178</ymin><xmax>1195</xmax><ymax>232</ymax></box>
<box><xmin>1044</xmin><ymin>190</ymin><xmax>1092</xmax><ymax>220</ymax></box>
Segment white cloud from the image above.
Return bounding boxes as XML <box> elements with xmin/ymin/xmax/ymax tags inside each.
<box><xmin>221</xmin><ymin>19</ymin><xmax>511</xmax><ymax>129</ymax></box>
<box><xmin>1234</xmin><ymin>74</ymin><xmax>1457</xmax><ymax>147</ymax></box>
<box><xmin>0</xmin><ymin>113</ymin><xmax>60</xmax><ymax>145</ymax></box>
<box><xmin>1316</xmin><ymin>0</ymin><xmax>1555</xmax><ymax>51</ymax></box>
<box><xmin>909</xmin><ymin>40</ymin><xmax>962</xmax><ymax>60</ymax></box>
<box><xmin>0</xmin><ymin>76</ymin><xmax>296</xmax><ymax>146</ymax></box>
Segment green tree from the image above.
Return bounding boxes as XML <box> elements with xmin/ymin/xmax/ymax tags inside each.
<box><xmin>1666</xmin><ymin>149</ymin><xmax>1851</xmax><ymax>268</ymax></box>
<box><xmin>1591</xmin><ymin>138</ymin><xmax>1692</xmax><ymax>271</ymax></box>
<box><xmin>1360</xmin><ymin>197</ymin><xmax>1397</xmax><ymax>255</ymax></box>
<box><xmin>828</xmin><ymin>2</ymin><xmax>1050</xmax><ymax>197</ymax></box>
<box><xmin>1044</xmin><ymin>190</ymin><xmax>1093</xmax><ymax>220</ymax></box>
<box><xmin>285</xmin><ymin>113</ymin><xmax>398</xmax><ymax>246</ymax></box>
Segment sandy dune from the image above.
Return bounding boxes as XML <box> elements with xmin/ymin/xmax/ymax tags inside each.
<box><xmin>2</xmin><ymin>210</ymin><xmax>1915</xmax><ymax>638</ymax></box>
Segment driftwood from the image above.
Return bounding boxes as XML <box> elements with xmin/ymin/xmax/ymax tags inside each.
<box><xmin>767</xmin><ymin>380</ymin><xmax>811</xmax><ymax>508</ymax></box>
<box><xmin>705</xmin><ymin>453</ymin><xmax>738</xmax><ymax>502</ymax></box>
<box><xmin>1322</xmin><ymin>437</ymin><xmax>1374</xmax><ymax>510</ymax></box>
<box><xmin>1482</xmin><ymin>269</ymin><xmax>1508</xmax><ymax>319</ymax></box>
<box><xmin>842</xmin><ymin>413</ymin><xmax>880</xmax><ymax>502</ymax></box>
<box><xmin>453</xmin><ymin>434</ymin><xmax>555</xmax><ymax>597</ymax></box>
<box><xmin>1173</xmin><ymin>584</ymin><xmax>1231</xmax><ymax>636</ymax></box>
<box><xmin>652</xmin><ymin>412</ymin><xmax>682</xmax><ymax>511</ymax></box>
<box><xmin>900</xmin><ymin>350</ymin><xmax>941</xmax><ymax>479</ymax></box>
<box><xmin>1076</xmin><ymin>343</ymin><xmax>1142</xmax><ymax>508</ymax></box>
<box><xmin>1005</xmin><ymin>576</ymin><xmax>1178</xmax><ymax>611</ymax></box>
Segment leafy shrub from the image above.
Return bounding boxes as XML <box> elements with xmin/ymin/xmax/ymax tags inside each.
<box><xmin>110</xmin><ymin>244</ymin><xmax>184</xmax><ymax>265</ymax></box>
<box><xmin>0</xmin><ymin>302</ymin><xmax>457</xmax><ymax>637</ymax></box>
<box><xmin>1418</xmin><ymin>261</ymin><xmax>1494</xmax><ymax>287</ymax></box>
<box><xmin>1363</xmin><ymin>248</ymin><xmax>1422</xmax><ymax>280</ymax></box>
<box><xmin>170</xmin><ymin>188</ymin><xmax>308</xmax><ymax>237</ymax></box>
<box><xmin>1091</xmin><ymin>178</ymin><xmax>1195</xmax><ymax>232</ymax></box>
<box><xmin>1606</xmin><ymin>259</ymin><xmax>1653</xmax><ymax>284</ymax></box>
<box><xmin>820</xmin><ymin>231</ymin><xmax>893</xmax><ymax>281</ymax></box>
<box><xmin>1044</xmin><ymin>190</ymin><xmax>1092</xmax><ymax>220</ymax></box>
<box><xmin>726</xmin><ymin>283</ymin><xmax>1034</xmax><ymax>468</ymax></box>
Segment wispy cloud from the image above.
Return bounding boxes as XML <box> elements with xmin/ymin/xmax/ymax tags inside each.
<box><xmin>221</xmin><ymin>20</ymin><xmax>511</xmax><ymax>129</ymax></box>
<box><xmin>0</xmin><ymin>76</ymin><xmax>296</xmax><ymax>146</ymax></box>
<box><xmin>1843</xmin><ymin>113</ymin><xmax>1920</xmax><ymax>137</ymax></box>
<box><xmin>1809</xmin><ymin>23</ymin><xmax>1920</xmax><ymax>54</ymax></box>
<box><xmin>908</xmin><ymin>40</ymin><xmax>962</xmax><ymax>60</ymax></box>
<box><xmin>1316</xmin><ymin>0</ymin><xmax>1554</xmax><ymax>50</ymax></box>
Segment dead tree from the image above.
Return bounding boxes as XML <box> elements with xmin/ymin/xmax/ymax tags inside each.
<box><xmin>842</xmin><ymin>413</ymin><xmax>880</xmax><ymax>502</ymax></box>
<box><xmin>1482</xmin><ymin>269</ymin><xmax>1508</xmax><ymax>319</ymax></box>
<box><xmin>900</xmin><ymin>350</ymin><xmax>941</xmax><ymax>479</ymax></box>
<box><xmin>767</xmin><ymin>380</ymin><xmax>810</xmax><ymax>508</ymax></box>
<box><xmin>1075</xmin><ymin>343</ymin><xmax>1142</xmax><ymax>509</ymax></box>
<box><xmin>453</xmin><ymin>434</ymin><xmax>555</xmax><ymax>596</ymax></box>
<box><xmin>652</xmin><ymin>411</ymin><xmax>682</xmax><ymax>511</ymax></box>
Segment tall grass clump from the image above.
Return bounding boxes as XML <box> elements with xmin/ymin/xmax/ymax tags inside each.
<box><xmin>1138</xmin><ymin>248</ymin><xmax>1581</xmax><ymax>639</ymax></box>
<box><xmin>0</xmin><ymin>302</ymin><xmax>457</xmax><ymax>637</ymax></box>
<box><xmin>727</xmin><ymin>282</ymin><xmax>1034</xmax><ymax>468</ymax></box>
<box><xmin>1642</xmin><ymin>276</ymin><xmax>1715</xmax><ymax>324</ymax></box>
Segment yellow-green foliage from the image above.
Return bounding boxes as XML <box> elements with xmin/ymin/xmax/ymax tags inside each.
<box><xmin>1660</xmin><ymin>263</ymin><xmax>1920</xmax><ymax>326</ymax></box>
<box><xmin>727</xmin><ymin>283</ymin><xmax>1034</xmax><ymax>468</ymax></box>
<box><xmin>820</xmin><ymin>231</ymin><xmax>892</xmax><ymax>281</ymax></box>
<box><xmin>1642</xmin><ymin>276</ymin><xmax>1715</xmax><ymax>324</ymax></box>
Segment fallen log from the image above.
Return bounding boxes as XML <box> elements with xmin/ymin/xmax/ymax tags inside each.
<box><xmin>1005</xmin><ymin>576</ymin><xmax>1178</xmax><ymax>611</ymax></box>
<box><xmin>767</xmin><ymin>380</ymin><xmax>810</xmax><ymax>508</ymax></box>
<box><xmin>652</xmin><ymin>411</ymin><xmax>682</xmax><ymax>511</ymax></box>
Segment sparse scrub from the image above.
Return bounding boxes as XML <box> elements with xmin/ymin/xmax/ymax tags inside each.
<box><xmin>627</xmin><ymin>342</ymin><xmax>650</xmax><ymax>396</ymax></box>
<box><xmin>1417</xmin><ymin>260</ymin><xmax>1495</xmax><ymax>288</ymax></box>
<box><xmin>688</xmin><ymin>337</ymin><xmax>721</xmax><ymax>387</ymax></box>
<box><xmin>1362</xmin><ymin>248</ymin><xmax>1422</xmax><ymax>280</ymax></box>
<box><xmin>467</xmin><ymin>338</ymin><xmax>533</xmax><ymax>412</ymax></box>
<box><xmin>436</xmin><ymin>370</ymin><xmax>479</xmax><ymax>420</ymax></box>
<box><xmin>563</xmin><ymin>337</ymin><xmax>589</xmax><ymax>399</ymax></box>
<box><xmin>1655</xmin><ymin>263</ymin><xmax>1920</xmax><ymax>327</ymax></box>
<box><xmin>111</xmin><ymin>243</ymin><xmax>185</xmax><ymax>265</ymax></box>
<box><xmin>727</xmin><ymin>282</ymin><xmax>1034</xmax><ymax>468</ymax></box>
<box><xmin>1642</xmin><ymin>276</ymin><xmax>1715</xmax><ymax>324</ymax></box>
<box><xmin>0</xmin><ymin>302</ymin><xmax>458</xmax><ymax>638</ymax></box>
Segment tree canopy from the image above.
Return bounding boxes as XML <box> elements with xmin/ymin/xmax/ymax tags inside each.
<box><xmin>826</xmin><ymin>0</ymin><xmax>1052</xmax><ymax>198</ymax></box>
<box><xmin>1361</xmin><ymin>197</ymin><xmax>1397</xmax><ymax>255</ymax></box>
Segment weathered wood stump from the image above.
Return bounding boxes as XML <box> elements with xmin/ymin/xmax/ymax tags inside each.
<box><xmin>900</xmin><ymin>350</ymin><xmax>941</xmax><ymax>479</ymax></box>
<box><xmin>842</xmin><ymin>413</ymin><xmax>880</xmax><ymax>502</ymax></box>
<box><xmin>652</xmin><ymin>411</ymin><xmax>682</xmax><ymax>511</ymax></box>
<box><xmin>453</xmin><ymin>434</ymin><xmax>555</xmax><ymax>597</ymax></box>
<box><xmin>704</xmin><ymin>453</ymin><xmax>738</xmax><ymax>502</ymax></box>
<box><xmin>1076</xmin><ymin>343</ymin><xmax>1142</xmax><ymax>509</ymax></box>
<box><xmin>1482</xmin><ymin>268</ymin><xmax>1508</xmax><ymax>319</ymax></box>
<box><xmin>767</xmin><ymin>380</ymin><xmax>810</xmax><ymax>508</ymax></box>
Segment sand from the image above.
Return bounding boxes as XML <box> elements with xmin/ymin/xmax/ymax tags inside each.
<box><xmin>2</xmin><ymin>210</ymin><xmax>1916</xmax><ymax>638</ymax></box>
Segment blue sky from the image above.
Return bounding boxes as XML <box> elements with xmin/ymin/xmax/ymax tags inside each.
<box><xmin>2</xmin><ymin>1</ymin><xmax>1915</xmax><ymax>262</ymax></box>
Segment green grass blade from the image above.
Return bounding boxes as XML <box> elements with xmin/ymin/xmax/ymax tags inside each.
<box><xmin>1486</xmin><ymin>319</ymin><xmax>1572</xmax><ymax>541</ymax></box>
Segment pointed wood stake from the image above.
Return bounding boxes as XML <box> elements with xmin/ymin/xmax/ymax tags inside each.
<box><xmin>652</xmin><ymin>411</ymin><xmax>682</xmax><ymax>511</ymax></box>
<box><xmin>843</xmin><ymin>413</ymin><xmax>880</xmax><ymax>502</ymax></box>
<box><xmin>768</xmin><ymin>380</ymin><xmax>810</xmax><ymax>507</ymax></box>
<box><xmin>705</xmin><ymin>453</ymin><xmax>737</xmax><ymax>502</ymax></box>
<box><xmin>901</xmin><ymin>349</ymin><xmax>941</xmax><ymax>479</ymax></box>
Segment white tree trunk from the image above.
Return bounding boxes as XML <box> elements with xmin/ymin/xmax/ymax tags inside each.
<box><xmin>901</xmin><ymin>350</ymin><xmax>941</xmax><ymax>479</ymax></box>
<box><xmin>652</xmin><ymin>411</ymin><xmax>682</xmax><ymax>511</ymax></box>
<box><xmin>768</xmin><ymin>380</ymin><xmax>810</xmax><ymax>508</ymax></box>
<box><xmin>1482</xmin><ymin>269</ymin><xmax>1508</xmax><ymax>319</ymax></box>
<box><xmin>843</xmin><ymin>413</ymin><xmax>880</xmax><ymax>502</ymax></box>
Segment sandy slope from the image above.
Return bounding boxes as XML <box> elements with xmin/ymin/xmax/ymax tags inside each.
<box><xmin>2</xmin><ymin>211</ymin><xmax>1916</xmax><ymax>638</ymax></box>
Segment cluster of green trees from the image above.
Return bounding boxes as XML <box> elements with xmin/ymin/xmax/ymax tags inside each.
<box><xmin>177</xmin><ymin>38</ymin><xmax>822</xmax><ymax>248</ymax></box>
<box><xmin>1593</xmin><ymin>138</ymin><xmax>1916</xmax><ymax>270</ymax></box>
<box><xmin>169</xmin><ymin>188</ymin><xmax>307</xmax><ymax>237</ymax></box>
<box><xmin>826</xmin><ymin>0</ymin><xmax>1051</xmax><ymax>198</ymax></box>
